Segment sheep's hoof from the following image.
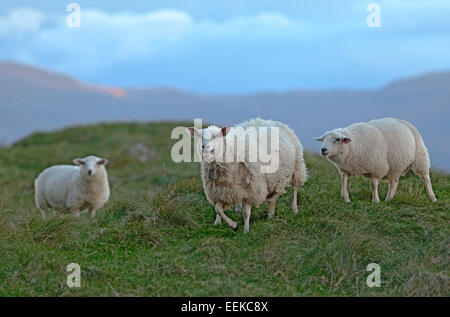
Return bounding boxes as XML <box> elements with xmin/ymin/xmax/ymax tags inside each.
<box><xmin>233</xmin><ymin>224</ymin><xmax>238</xmax><ymax>232</ymax></box>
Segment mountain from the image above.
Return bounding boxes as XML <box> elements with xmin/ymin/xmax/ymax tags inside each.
<box><xmin>0</xmin><ymin>62</ymin><xmax>449</xmax><ymax>171</ymax></box>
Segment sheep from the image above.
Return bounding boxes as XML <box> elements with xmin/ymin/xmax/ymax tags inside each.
<box><xmin>187</xmin><ymin>118</ymin><xmax>307</xmax><ymax>233</ymax></box>
<box><xmin>34</xmin><ymin>155</ymin><xmax>110</xmax><ymax>218</ymax></box>
<box><xmin>314</xmin><ymin>118</ymin><xmax>437</xmax><ymax>203</ymax></box>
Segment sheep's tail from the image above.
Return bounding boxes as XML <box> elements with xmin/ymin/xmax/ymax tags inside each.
<box><xmin>281</xmin><ymin>123</ymin><xmax>307</xmax><ymax>187</ymax></box>
<box><xmin>293</xmin><ymin>141</ymin><xmax>308</xmax><ymax>187</ymax></box>
<box><xmin>34</xmin><ymin>177</ymin><xmax>48</xmax><ymax>211</ymax></box>
<box><xmin>397</xmin><ymin>119</ymin><xmax>430</xmax><ymax>174</ymax></box>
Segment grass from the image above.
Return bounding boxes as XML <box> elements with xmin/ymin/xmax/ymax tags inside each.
<box><xmin>0</xmin><ymin>121</ymin><xmax>448</xmax><ymax>296</ymax></box>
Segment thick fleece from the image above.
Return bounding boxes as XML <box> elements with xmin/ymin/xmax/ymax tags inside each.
<box><xmin>34</xmin><ymin>156</ymin><xmax>110</xmax><ymax>218</ymax></box>
<box><xmin>190</xmin><ymin>118</ymin><xmax>307</xmax><ymax>233</ymax></box>
<box><xmin>316</xmin><ymin>118</ymin><xmax>436</xmax><ymax>203</ymax></box>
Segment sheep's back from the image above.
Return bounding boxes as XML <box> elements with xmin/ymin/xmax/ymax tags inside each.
<box><xmin>36</xmin><ymin>165</ymin><xmax>79</xmax><ymax>209</ymax></box>
<box><xmin>368</xmin><ymin>118</ymin><xmax>416</xmax><ymax>177</ymax></box>
<box><xmin>237</xmin><ymin>118</ymin><xmax>300</xmax><ymax>170</ymax></box>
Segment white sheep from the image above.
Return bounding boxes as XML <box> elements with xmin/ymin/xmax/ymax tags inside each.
<box><xmin>314</xmin><ymin>118</ymin><xmax>437</xmax><ymax>203</ymax></box>
<box><xmin>34</xmin><ymin>155</ymin><xmax>110</xmax><ymax>218</ymax></box>
<box><xmin>187</xmin><ymin>118</ymin><xmax>307</xmax><ymax>233</ymax></box>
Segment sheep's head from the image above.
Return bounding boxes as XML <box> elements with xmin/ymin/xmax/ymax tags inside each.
<box><xmin>73</xmin><ymin>155</ymin><xmax>108</xmax><ymax>178</ymax></box>
<box><xmin>186</xmin><ymin>125</ymin><xmax>232</xmax><ymax>163</ymax></box>
<box><xmin>314</xmin><ymin>130</ymin><xmax>351</xmax><ymax>158</ymax></box>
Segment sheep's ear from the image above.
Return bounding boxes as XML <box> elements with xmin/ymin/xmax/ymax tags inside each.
<box><xmin>341</xmin><ymin>137</ymin><xmax>351</xmax><ymax>144</ymax></box>
<box><xmin>314</xmin><ymin>135</ymin><xmax>324</xmax><ymax>142</ymax></box>
<box><xmin>97</xmin><ymin>159</ymin><xmax>109</xmax><ymax>166</ymax></box>
<box><xmin>73</xmin><ymin>159</ymin><xmax>84</xmax><ymax>166</ymax></box>
<box><xmin>186</xmin><ymin>127</ymin><xmax>201</xmax><ymax>138</ymax></box>
<box><xmin>221</xmin><ymin>127</ymin><xmax>232</xmax><ymax>137</ymax></box>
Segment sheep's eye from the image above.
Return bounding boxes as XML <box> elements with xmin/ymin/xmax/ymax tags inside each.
<box><xmin>336</xmin><ymin>138</ymin><xmax>341</xmax><ymax>142</ymax></box>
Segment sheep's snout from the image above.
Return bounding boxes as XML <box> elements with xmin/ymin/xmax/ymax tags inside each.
<box><xmin>88</xmin><ymin>169</ymin><xmax>93</xmax><ymax>176</ymax></box>
<box><xmin>321</xmin><ymin>147</ymin><xmax>329</xmax><ymax>156</ymax></box>
<box><xmin>202</xmin><ymin>144</ymin><xmax>217</xmax><ymax>162</ymax></box>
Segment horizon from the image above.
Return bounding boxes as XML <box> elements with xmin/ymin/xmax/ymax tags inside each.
<box><xmin>1</xmin><ymin>60</ymin><xmax>449</xmax><ymax>172</ymax></box>
<box><xmin>1</xmin><ymin>60</ymin><xmax>448</xmax><ymax>96</ymax></box>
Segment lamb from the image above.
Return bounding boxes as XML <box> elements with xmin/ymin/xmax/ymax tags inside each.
<box><xmin>34</xmin><ymin>155</ymin><xmax>110</xmax><ymax>218</ymax></box>
<box><xmin>314</xmin><ymin>118</ymin><xmax>437</xmax><ymax>203</ymax></box>
<box><xmin>187</xmin><ymin>118</ymin><xmax>307</xmax><ymax>233</ymax></box>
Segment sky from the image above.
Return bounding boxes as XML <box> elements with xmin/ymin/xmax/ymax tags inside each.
<box><xmin>0</xmin><ymin>0</ymin><xmax>449</xmax><ymax>94</ymax></box>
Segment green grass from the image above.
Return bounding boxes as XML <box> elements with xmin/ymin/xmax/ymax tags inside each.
<box><xmin>0</xmin><ymin>121</ymin><xmax>448</xmax><ymax>296</ymax></box>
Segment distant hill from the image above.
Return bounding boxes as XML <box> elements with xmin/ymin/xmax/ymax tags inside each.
<box><xmin>0</xmin><ymin>62</ymin><xmax>449</xmax><ymax>171</ymax></box>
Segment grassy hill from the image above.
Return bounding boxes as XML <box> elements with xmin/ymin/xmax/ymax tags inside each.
<box><xmin>0</xmin><ymin>122</ymin><xmax>448</xmax><ymax>296</ymax></box>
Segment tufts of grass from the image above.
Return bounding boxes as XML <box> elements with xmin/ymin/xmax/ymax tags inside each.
<box><xmin>0</xmin><ymin>121</ymin><xmax>448</xmax><ymax>296</ymax></box>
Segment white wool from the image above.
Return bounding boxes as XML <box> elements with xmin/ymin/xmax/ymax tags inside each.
<box><xmin>316</xmin><ymin>118</ymin><xmax>436</xmax><ymax>203</ymax></box>
<box><xmin>34</xmin><ymin>155</ymin><xmax>110</xmax><ymax>218</ymax></box>
<box><xmin>188</xmin><ymin>118</ymin><xmax>307</xmax><ymax>233</ymax></box>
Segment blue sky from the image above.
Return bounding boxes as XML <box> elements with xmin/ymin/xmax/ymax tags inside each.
<box><xmin>0</xmin><ymin>0</ymin><xmax>449</xmax><ymax>93</ymax></box>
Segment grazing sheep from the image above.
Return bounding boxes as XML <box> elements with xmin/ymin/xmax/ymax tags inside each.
<box><xmin>34</xmin><ymin>156</ymin><xmax>110</xmax><ymax>218</ymax></box>
<box><xmin>187</xmin><ymin>118</ymin><xmax>307</xmax><ymax>233</ymax></box>
<box><xmin>314</xmin><ymin>118</ymin><xmax>437</xmax><ymax>203</ymax></box>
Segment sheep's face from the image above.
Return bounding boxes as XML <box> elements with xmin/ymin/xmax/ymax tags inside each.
<box><xmin>314</xmin><ymin>131</ymin><xmax>351</xmax><ymax>158</ymax></box>
<box><xmin>186</xmin><ymin>126</ymin><xmax>232</xmax><ymax>163</ymax></box>
<box><xmin>73</xmin><ymin>156</ymin><xmax>108</xmax><ymax>178</ymax></box>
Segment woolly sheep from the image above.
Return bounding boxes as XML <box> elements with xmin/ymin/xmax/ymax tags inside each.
<box><xmin>187</xmin><ymin>118</ymin><xmax>307</xmax><ymax>233</ymax></box>
<box><xmin>34</xmin><ymin>155</ymin><xmax>110</xmax><ymax>218</ymax></box>
<box><xmin>314</xmin><ymin>118</ymin><xmax>437</xmax><ymax>203</ymax></box>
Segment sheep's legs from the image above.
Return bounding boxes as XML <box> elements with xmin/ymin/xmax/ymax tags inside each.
<box><xmin>291</xmin><ymin>186</ymin><xmax>298</xmax><ymax>214</ymax></box>
<box><xmin>268</xmin><ymin>199</ymin><xmax>276</xmax><ymax>219</ymax></box>
<box><xmin>386</xmin><ymin>178</ymin><xmax>399</xmax><ymax>201</ymax></box>
<box><xmin>40</xmin><ymin>210</ymin><xmax>46</xmax><ymax>220</ymax></box>
<box><xmin>243</xmin><ymin>203</ymin><xmax>252</xmax><ymax>234</ymax></box>
<box><xmin>214</xmin><ymin>203</ymin><xmax>223</xmax><ymax>225</ymax></box>
<box><xmin>214</xmin><ymin>214</ymin><xmax>222</xmax><ymax>225</ymax></box>
<box><xmin>420</xmin><ymin>173</ymin><xmax>437</xmax><ymax>202</ymax></box>
<box><xmin>371</xmin><ymin>178</ymin><xmax>380</xmax><ymax>203</ymax></box>
<box><xmin>215</xmin><ymin>203</ymin><xmax>237</xmax><ymax>230</ymax></box>
<box><xmin>341</xmin><ymin>172</ymin><xmax>351</xmax><ymax>203</ymax></box>
<box><xmin>235</xmin><ymin>203</ymin><xmax>242</xmax><ymax>215</ymax></box>
<box><xmin>88</xmin><ymin>208</ymin><xmax>97</xmax><ymax>218</ymax></box>
<box><xmin>72</xmin><ymin>209</ymin><xmax>80</xmax><ymax>218</ymax></box>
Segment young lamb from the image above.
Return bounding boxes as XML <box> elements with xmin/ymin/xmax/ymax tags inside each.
<box><xmin>34</xmin><ymin>155</ymin><xmax>110</xmax><ymax>218</ymax></box>
<box><xmin>187</xmin><ymin>118</ymin><xmax>307</xmax><ymax>233</ymax></box>
<box><xmin>314</xmin><ymin>118</ymin><xmax>437</xmax><ymax>203</ymax></box>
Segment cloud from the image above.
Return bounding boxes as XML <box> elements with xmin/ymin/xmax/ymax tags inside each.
<box><xmin>0</xmin><ymin>8</ymin><xmax>46</xmax><ymax>36</ymax></box>
<box><xmin>0</xmin><ymin>2</ymin><xmax>449</xmax><ymax>93</ymax></box>
<box><xmin>27</xmin><ymin>9</ymin><xmax>194</xmax><ymax>70</ymax></box>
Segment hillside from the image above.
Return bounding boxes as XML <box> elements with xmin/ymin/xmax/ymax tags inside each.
<box><xmin>0</xmin><ymin>122</ymin><xmax>448</xmax><ymax>296</ymax></box>
<box><xmin>0</xmin><ymin>62</ymin><xmax>449</xmax><ymax>171</ymax></box>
